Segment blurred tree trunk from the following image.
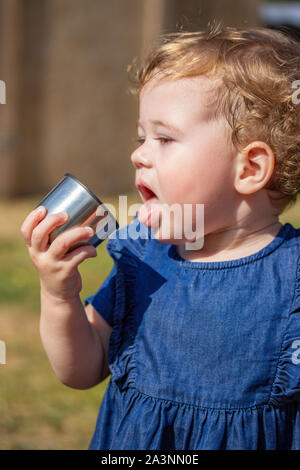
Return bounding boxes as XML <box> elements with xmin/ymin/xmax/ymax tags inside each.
<box><xmin>0</xmin><ymin>0</ymin><xmax>22</xmax><ymax>197</ymax></box>
<box><xmin>163</xmin><ymin>0</ymin><xmax>262</xmax><ymax>32</ymax></box>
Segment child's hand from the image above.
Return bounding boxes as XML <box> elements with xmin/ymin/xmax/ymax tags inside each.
<box><xmin>20</xmin><ymin>206</ymin><xmax>97</xmax><ymax>301</ymax></box>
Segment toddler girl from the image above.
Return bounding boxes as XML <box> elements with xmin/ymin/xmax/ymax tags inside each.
<box><xmin>21</xmin><ymin>25</ymin><xmax>300</xmax><ymax>449</ymax></box>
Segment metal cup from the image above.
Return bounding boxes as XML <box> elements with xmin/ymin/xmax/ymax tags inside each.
<box><xmin>36</xmin><ymin>173</ymin><xmax>119</xmax><ymax>247</ymax></box>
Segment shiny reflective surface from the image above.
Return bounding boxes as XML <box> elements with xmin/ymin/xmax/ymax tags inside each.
<box><xmin>36</xmin><ymin>173</ymin><xmax>119</xmax><ymax>247</ymax></box>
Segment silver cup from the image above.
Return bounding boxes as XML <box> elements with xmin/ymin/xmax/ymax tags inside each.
<box><xmin>36</xmin><ymin>173</ymin><xmax>119</xmax><ymax>247</ymax></box>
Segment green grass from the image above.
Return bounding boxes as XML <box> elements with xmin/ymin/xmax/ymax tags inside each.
<box><xmin>279</xmin><ymin>198</ymin><xmax>300</xmax><ymax>228</ymax></box>
<box><xmin>0</xmin><ymin>195</ymin><xmax>299</xmax><ymax>449</ymax></box>
<box><xmin>0</xmin><ymin>237</ymin><xmax>114</xmax><ymax>312</ymax></box>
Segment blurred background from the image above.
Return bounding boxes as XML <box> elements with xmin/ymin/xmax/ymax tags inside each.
<box><xmin>0</xmin><ymin>0</ymin><xmax>299</xmax><ymax>450</ymax></box>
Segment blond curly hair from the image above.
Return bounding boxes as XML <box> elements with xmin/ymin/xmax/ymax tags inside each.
<box><xmin>129</xmin><ymin>24</ymin><xmax>300</xmax><ymax>213</ymax></box>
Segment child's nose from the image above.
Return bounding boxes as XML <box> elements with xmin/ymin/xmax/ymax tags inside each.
<box><xmin>131</xmin><ymin>147</ymin><xmax>152</xmax><ymax>169</ymax></box>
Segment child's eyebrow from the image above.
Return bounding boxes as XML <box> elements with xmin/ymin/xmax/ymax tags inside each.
<box><xmin>137</xmin><ymin>119</ymin><xmax>183</xmax><ymax>136</ymax></box>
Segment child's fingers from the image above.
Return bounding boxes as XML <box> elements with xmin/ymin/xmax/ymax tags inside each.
<box><xmin>31</xmin><ymin>212</ymin><xmax>69</xmax><ymax>252</ymax></box>
<box><xmin>49</xmin><ymin>226</ymin><xmax>94</xmax><ymax>259</ymax></box>
<box><xmin>21</xmin><ymin>206</ymin><xmax>47</xmax><ymax>246</ymax></box>
<box><xmin>63</xmin><ymin>243</ymin><xmax>97</xmax><ymax>267</ymax></box>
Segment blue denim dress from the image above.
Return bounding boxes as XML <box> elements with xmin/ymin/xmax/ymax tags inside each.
<box><xmin>85</xmin><ymin>213</ymin><xmax>300</xmax><ymax>450</ymax></box>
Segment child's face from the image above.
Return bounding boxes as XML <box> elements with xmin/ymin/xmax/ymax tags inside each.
<box><xmin>131</xmin><ymin>75</ymin><xmax>238</xmax><ymax>243</ymax></box>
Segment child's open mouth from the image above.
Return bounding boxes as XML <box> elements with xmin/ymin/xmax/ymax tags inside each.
<box><xmin>135</xmin><ymin>180</ymin><xmax>161</xmax><ymax>227</ymax></box>
<box><xmin>137</xmin><ymin>183</ymin><xmax>158</xmax><ymax>203</ymax></box>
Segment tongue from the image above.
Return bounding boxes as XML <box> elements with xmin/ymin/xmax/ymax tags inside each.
<box><xmin>138</xmin><ymin>197</ymin><xmax>161</xmax><ymax>228</ymax></box>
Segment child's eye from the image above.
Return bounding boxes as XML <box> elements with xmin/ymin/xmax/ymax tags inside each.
<box><xmin>155</xmin><ymin>136</ymin><xmax>173</xmax><ymax>145</ymax></box>
<box><xmin>135</xmin><ymin>136</ymin><xmax>173</xmax><ymax>146</ymax></box>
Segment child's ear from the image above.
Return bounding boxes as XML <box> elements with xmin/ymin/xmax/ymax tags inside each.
<box><xmin>233</xmin><ymin>141</ymin><xmax>275</xmax><ymax>195</ymax></box>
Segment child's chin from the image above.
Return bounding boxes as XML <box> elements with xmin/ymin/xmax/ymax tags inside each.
<box><xmin>149</xmin><ymin>224</ymin><xmax>199</xmax><ymax>246</ymax></box>
<box><xmin>154</xmin><ymin>234</ymin><xmax>200</xmax><ymax>246</ymax></box>
<box><xmin>138</xmin><ymin>206</ymin><xmax>204</xmax><ymax>247</ymax></box>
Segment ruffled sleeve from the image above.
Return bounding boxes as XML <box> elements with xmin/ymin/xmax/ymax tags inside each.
<box><xmin>84</xmin><ymin>212</ymin><xmax>151</xmax><ymax>330</ymax></box>
<box><xmin>270</xmin><ymin>251</ymin><xmax>300</xmax><ymax>405</ymax></box>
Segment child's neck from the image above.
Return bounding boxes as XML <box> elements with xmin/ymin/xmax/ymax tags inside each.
<box><xmin>177</xmin><ymin>218</ymin><xmax>282</xmax><ymax>263</ymax></box>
